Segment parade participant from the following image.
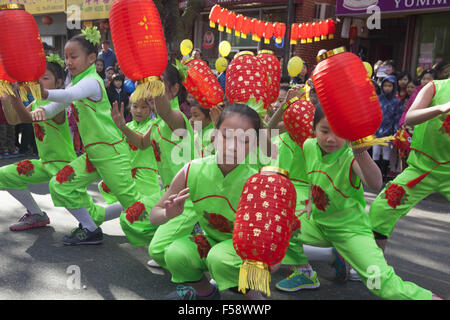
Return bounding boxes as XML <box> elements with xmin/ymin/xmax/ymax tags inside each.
<box><xmin>189</xmin><ymin>102</ymin><xmax>214</xmax><ymax>158</ymax></box>
<box><xmin>30</xmin><ymin>27</ymin><xmax>142</xmax><ymax>245</ymax></box>
<box><xmin>0</xmin><ymin>54</ymin><xmax>76</xmax><ymax>231</ymax></box>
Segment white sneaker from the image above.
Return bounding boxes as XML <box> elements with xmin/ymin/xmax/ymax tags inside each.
<box><xmin>147</xmin><ymin>259</ymin><xmax>161</xmax><ymax>268</ymax></box>
<box><xmin>349</xmin><ymin>268</ymin><xmax>361</xmax><ymax>281</ymax></box>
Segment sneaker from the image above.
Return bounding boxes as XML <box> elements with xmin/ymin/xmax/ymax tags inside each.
<box><xmin>147</xmin><ymin>259</ymin><xmax>161</xmax><ymax>268</ymax></box>
<box><xmin>275</xmin><ymin>270</ymin><xmax>320</xmax><ymax>292</ymax></box>
<box><xmin>330</xmin><ymin>248</ymin><xmax>350</xmax><ymax>281</ymax></box>
<box><xmin>349</xmin><ymin>268</ymin><xmax>361</xmax><ymax>281</ymax></box>
<box><xmin>10</xmin><ymin>211</ymin><xmax>50</xmax><ymax>231</ymax></box>
<box><xmin>165</xmin><ymin>284</ymin><xmax>221</xmax><ymax>300</ymax></box>
<box><xmin>62</xmin><ymin>224</ymin><xmax>103</xmax><ymax>245</ymax></box>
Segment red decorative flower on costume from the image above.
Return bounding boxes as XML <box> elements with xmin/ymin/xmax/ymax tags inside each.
<box><xmin>203</xmin><ymin>211</ymin><xmax>233</xmax><ymax>233</ymax></box>
<box><xmin>33</xmin><ymin>123</ymin><xmax>45</xmax><ymax>142</ymax></box>
<box><xmin>56</xmin><ymin>165</ymin><xmax>76</xmax><ymax>184</ymax></box>
<box><xmin>312</xmin><ymin>184</ymin><xmax>330</xmax><ymax>212</ymax></box>
<box><xmin>189</xmin><ymin>234</ymin><xmax>212</xmax><ymax>259</ymax></box>
<box><xmin>439</xmin><ymin>114</ymin><xmax>450</xmax><ymax>136</ymax></box>
<box><xmin>85</xmin><ymin>155</ymin><xmax>96</xmax><ymax>173</ymax></box>
<box><xmin>290</xmin><ymin>216</ymin><xmax>301</xmax><ymax>238</ymax></box>
<box><xmin>384</xmin><ymin>183</ymin><xmax>408</xmax><ymax>209</ymax></box>
<box><xmin>151</xmin><ymin>139</ymin><xmax>161</xmax><ymax>162</ymax></box>
<box><xmin>16</xmin><ymin>160</ymin><xmax>34</xmax><ymax>177</ymax></box>
<box><xmin>125</xmin><ymin>201</ymin><xmax>147</xmax><ymax>224</ymax></box>
<box><xmin>128</xmin><ymin>141</ymin><xmax>138</xmax><ymax>151</ymax></box>
<box><xmin>101</xmin><ymin>181</ymin><xmax>111</xmax><ymax>193</ymax></box>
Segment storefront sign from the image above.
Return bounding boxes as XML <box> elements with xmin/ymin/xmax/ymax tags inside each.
<box><xmin>336</xmin><ymin>0</ymin><xmax>450</xmax><ymax>15</ymax></box>
<box><xmin>67</xmin><ymin>0</ymin><xmax>112</xmax><ymax>20</ymax></box>
<box><xmin>0</xmin><ymin>0</ymin><xmax>65</xmax><ymax>14</ymax></box>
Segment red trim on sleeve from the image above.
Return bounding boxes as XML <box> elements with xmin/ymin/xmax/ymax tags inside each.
<box><xmin>184</xmin><ymin>161</ymin><xmax>192</xmax><ymax>189</ymax></box>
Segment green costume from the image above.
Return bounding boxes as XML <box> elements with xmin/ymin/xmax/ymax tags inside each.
<box><xmin>370</xmin><ymin>79</ymin><xmax>450</xmax><ymax>237</ymax></box>
<box><xmin>296</xmin><ymin>138</ymin><xmax>432</xmax><ymax>300</ymax></box>
<box><xmin>98</xmin><ymin>117</ymin><xmax>161</xmax><ymax>246</ymax></box>
<box><xmin>194</xmin><ymin>122</ymin><xmax>215</xmax><ymax>158</ymax></box>
<box><xmin>271</xmin><ymin>132</ymin><xmax>309</xmax><ymax>265</ymax></box>
<box><xmin>163</xmin><ymin>155</ymin><xmax>258</xmax><ymax>290</ymax></box>
<box><xmin>48</xmin><ymin>64</ymin><xmax>141</xmax><ymax>225</ymax></box>
<box><xmin>0</xmin><ymin>100</ymin><xmax>76</xmax><ymax>190</ymax></box>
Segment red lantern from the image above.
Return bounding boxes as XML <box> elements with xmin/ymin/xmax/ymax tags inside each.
<box><xmin>217</xmin><ymin>8</ymin><xmax>229</xmax><ymax>32</ymax></box>
<box><xmin>305</xmin><ymin>23</ymin><xmax>313</xmax><ymax>43</ymax></box>
<box><xmin>257</xmin><ymin>50</ymin><xmax>280</xmax><ymax>105</ymax></box>
<box><xmin>234</xmin><ymin>14</ymin><xmax>244</xmax><ymax>37</ymax></box>
<box><xmin>226</xmin><ymin>51</ymin><xmax>270</xmax><ymax>117</ymax></box>
<box><xmin>41</xmin><ymin>15</ymin><xmax>53</xmax><ymax>26</ymax></box>
<box><xmin>312</xmin><ymin>48</ymin><xmax>384</xmax><ymax>146</ymax></box>
<box><xmin>233</xmin><ymin>167</ymin><xmax>297</xmax><ymax>297</ymax></box>
<box><xmin>226</xmin><ymin>10</ymin><xmax>237</xmax><ymax>34</ymax></box>
<box><xmin>327</xmin><ymin>19</ymin><xmax>335</xmax><ymax>39</ymax></box>
<box><xmin>177</xmin><ymin>58</ymin><xmax>224</xmax><ymax>109</ymax></box>
<box><xmin>240</xmin><ymin>16</ymin><xmax>252</xmax><ymax>39</ymax></box>
<box><xmin>312</xmin><ymin>22</ymin><xmax>321</xmax><ymax>42</ymax></box>
<box><xmin>250</xmin><ymin>18</ymin><xmax>258</xmax><ymax>42</ymax></box>
<box><xmin>298</xmin><ymin>23</ymin><xmax>306</xmax><ymax>44</ymax></box>
<box><xmin>263</xmin><ymin>22</ymin><xmax>274</xmax><ymax>44</ymax></box>
<box><xmin>0</xmin><ymin>4</ymin><xmax>46</xmax><ymax>100</ymax></box>
<box><xmin>209</xmin><ymin>4</ymin><xmax>222</xmax><ymax>28</ymax></box>
<box><xmin>273</xmin><ymin>23</ymin><xmax>286</xmax><ymax>44</ymax></box>
<box><xmin>109</xmin><ymin>0</ymin><xmax>167</xmax><ymax>102</ymax></box>
<box><xmin>0</xmin><ymin>57</ymin><xmax>15</xmax><ymax>97</ymax></box>
<box><xmin>319</xmin><ymin>20</ymin><xmax>328</xmax><ymax>40</ymax></box>
<box><xmin>254</xmin><ymin>20</ymin><xmax>265</xmax><ymax>43</ymax></box>
<box><xmin>99</xmin><ymin>19</ymin><xmax>110</xmax><ymax>31</ymax></box>
<box><xmin>290</xmin><ymin>23</ymin><xmax>300</xmax><ymax>45</ymax></box>
<box><xmin>283</xmin><ymin>97</ymin><xmax>316</xmax><ymax>147</ymax></box>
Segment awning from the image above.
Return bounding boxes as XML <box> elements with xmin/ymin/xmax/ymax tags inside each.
<box><xmin>0</xmin><ymin>0</ymin><xmax>65</xmax><ymax>15</ymax></box>
<box><xmin>336</xmin><ymin>0</ymin><xmax>450</xmax><ymax>16</ymax></box>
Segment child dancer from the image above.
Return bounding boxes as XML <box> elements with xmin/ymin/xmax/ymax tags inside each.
<box><xmin>189</xmin><ymin>101</ymin><xmax>214</xmax><ymax>158</ymax></box>
<box><xmin>0</xmin><ymin>55</ymin><xmax>76</xmax><ymax>231</ymax></box>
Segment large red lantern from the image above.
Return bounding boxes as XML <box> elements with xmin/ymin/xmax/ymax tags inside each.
<box><xmin>257</xmin><ymin>50</ymin><xmax>280</xmax><ymax>105</ymax></box>
<box><xmin>233</xmin><ymin>167</ymin><xmax>297</xmax><ymax>297</ymax></box>
<box><xmin>273</xmin><ymin>23</ymin><xmax>286</xmax><ymax>44</ymax></box>
<box><xmin>234</xmin><ymin>14</ymin><xmax>244</xmax><ymax>37</ymax></box>
<box><xmin>312</xmin><ymin>47</ymin><xmax>386</xmax><ymax>147</ymax></box>
<box><xmin>209</xmin><ymin>4</ymin><xmax>222</xmax><ymax>28</ymax></box>
<box><xmin>41</xmin><ymin>15</ymin><xmax>53</xmax><ymax>26</ymax></box>
<box><xmin>283</xmin><ymin>97</ymin><xmax>316</xmax><ymax>147</ymax></box>
<box><xmin>226</xmin><ymin>51</ymin><xmax>270</xmax><ymax>117</ymax></box>
<box><xmin>0</xmin><ymin>4</ymin><xmax>46</xmax><ymax>100</ymax></box>
<box><xmin>290</xmin><ymin>23</ymin><xmax>300</xmax><ymax>45</ymax></box>
<box><xmin>226</xmin><ymin>10</ymin><xmax>237</xmax><ymax>34</ymax></box>
<box><xmin>217</xmin><ymin>8</ymin><xmax>229</xmax><ymax>32</ymax></box>
<box><xmin>263</xmin><ymin>22</ymin><xmax>274</xmax><ymax>44</ymax></box>
<box><xmin>240</xmin><ymin>16</ymin><xmax>252</xmax><ymax>39</ymax></box>
<box><xmin>176</xmin><ymin>58</ymin><xmax>224</xmax><ymax>110</ymax></box>
<box><xmin>109</xmin><ymin>0</ymin><xmax>167</xmax><ymax>102</ymax></box>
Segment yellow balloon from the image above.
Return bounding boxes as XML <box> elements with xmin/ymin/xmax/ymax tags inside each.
<box><xmin>416</xmin><ymin>66</ymin><xmax>424</xmax><ymax>77</ymax></box>
<box><xmin>219</xmin><ymin>41</ymin><xmax>231</xmax><ymax>57</ymax></box>
<box><xmin>363</xmin><ymin>61</ymin><xmax>373</xmax><ymax>77</ymax></box>
<box><xmin>287</xmin><ymin>56</ymin><xmax>304</xmax><ymax>78</ymax></box>
<box><xmin>215</xmin><ymin>57</ymin><xmax>228</xmax><ymax>73</ymax></box>
<box><xmin>180</xmin><ymin>39</ymin><xmax>193</xmax><ymax>57</ymax></box>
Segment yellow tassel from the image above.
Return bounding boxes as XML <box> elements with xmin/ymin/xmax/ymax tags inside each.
<box><xmin>0</xmin><ymin>80</ymin><xmax>14</xmax><ymax>97</ymax></box>
<box><xmin>25</xmin><ymin>81</ymin><xmax>42</xmax><ymax>101</ymax></box>
<box><xmin>18</xmin><ymin>86</ymin><xmax>29</xmax><ymax>102</ymax></box>
<box><xmin>131</xmin><ymin>77</ymin><xmax>165</xmax><ymax>103</ymax></box>
<box><xmin>351</xmin><ymin>135</ymin><xmax>394</xmax><ymax>149</ymax></box>
<box><xmin>238</xmin><ymin>260</ymin><xmax>271</xmax><ymax>297</ymax></box>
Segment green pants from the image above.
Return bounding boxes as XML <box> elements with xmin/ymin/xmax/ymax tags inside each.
<box><xmin>369</xmin><ymin>164</ymin><xmax>450</xmax><ymax>237</ymax></box>
<box><xmin>49</xmin><ymin>142</ymin><xmax>141</xmax><ymax>226</ymax></box>
<box><xmin>296</xmin><ymin>214</ymin><xmax>432</xmax><ymax>300</ymax></box>
<box><xmin>164</xmin><ymin>236</ymin><xmax>242</xmax><ymax>291</ymax></box>
<box><xmin>148</xmin><ymin>199</ymin><xmax>198</xmax><ymax>268</ymax></box>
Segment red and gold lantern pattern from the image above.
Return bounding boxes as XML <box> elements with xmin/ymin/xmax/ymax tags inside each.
<box><xmin>273</xmin><ymin>22</ymin><xmax>286</xmax><ymax>44</ymax></box>
<box><xmin>0</xmin><ymin>4</ymin><xmax>46</xmax><ymax>100</ymax></box>
<box><xmin>209</xmin><ymin>4</ymin><xmax>222</xmax><ymax>28</ymax></box>
<box><xmin>182</xmin><ymin>58</ymin><xmax>224</xmax><ymax>109</ymax></box>
<box><xmin>283</xmin><ymin>97</ymin><xmax>316</xmax><ymax>148</ymax></box>
<box><xmin>257</xmin><ymin>50</ymin><xmax>280</xmax><ymax>105</ymax></box>
<box><xmin>263</xmin><ymin>22</ymin><xmax>274</xmax><ymax>44</ymax></box>
<box><xmin>225</xmin><ymin>51</ymin><xmax>269</xmax><ymax>116</ymax></box>
<box><xmin>109</xmin><ymin>0</ymin><xmax>167</xmax><ymax>102</ymax></box>
<box><xmin>312</xmin><ymin>47</ymin><xmax>386</xmax><ymax>147</ymax></box>
<box><xmin>233</xmin><ymin>167</ymin><xmax>297</xmax><ymax>296</ymax></box>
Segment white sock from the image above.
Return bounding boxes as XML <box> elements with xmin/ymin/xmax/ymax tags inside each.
<box><xmin>7</xmin><ymin>189</ymin><xmax>43</xmax><ymax>215</ymax></box>
<box><xmin>104</xmin><ymin>203</ymin><xmax>123</xmax><ymax>222</ymax></box>
<box><xmin>296</xmin><ymin>266</ymin><xmax>314</xmax><ymax>277</ymax></box>
<box><xmin>68</xmin><ymin>208</ymin><xmax>98</xmax><ymax>231</ymax></box>
<box><xmin>303</xmin><ymin>245</ymin><xmax>334</xmax><ymax>262</ymax></box>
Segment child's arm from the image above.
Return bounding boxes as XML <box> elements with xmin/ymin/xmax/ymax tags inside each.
<box><xmin>351</xmin><ymin>147</ymin><xmax>383</xmax><ymax>191</ymax></box>
<box><xmin>154</xmin><ymin>94</ymin><xmax>187</xmax><ymax>132</ymax></box>
<box><xmin>150</xmin><ymin>166</ymin><xmax>191</xmax><ymax>225</ymax></box>
<box><xmin>405</xmin><ymin>82</ymin><xmax>450</xmax><ymax>126</ymax></box>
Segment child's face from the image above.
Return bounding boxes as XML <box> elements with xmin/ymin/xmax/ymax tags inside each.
<box><xmin>420</xmin><ymin>73</ymin><xmax>434</xmax><ymax>86</ymax></box>
<box><xmin>398</xmin><ymin>75</ymin><xmax>409</xmax><ymax>89</ymax></box>
<box><xmin>384</xmin><ymin>65</ymin><xmax>394</xmax><ymax>75</ymax></box>
<box><xmin>382</xmin><ymin>81</ymin><xmax>394</xmax><ymax>95</ymax></box>
<box><xmin>270</xmin><ymin>89</ymin><xmax>288</xmax><ymax>113</ymax></box>
<box><xmin>95</xmin><ymin>60</ymin><xmax>104</xmax><ymax>73</ymax></box>
<box><xmin>186</xmin><ymin>93</ymin><xmax>196</xmax><ymax>105</ymax></box>
<box><xmin>106</xmin><ymin>69</ymin><xmax>114</xmax><ymax>80</ymax></box>
<box><xmin>40</xmin><ymin>69</ymin><xmax>59</xmax><ymax>90</ymax></box>
<box><xmin>65</xmin><ymin>41</ymin><xmax>96</xmax><ymax>77</ymax></box>
<box><xmin>113</xmin><ymin>79</ymin><xmax>123</xmax><ymax>89</ymax></box>
<box><xmin>189</xmin><ymin>106</ymin><xmax>210</xmax><ymax>130</ymax></box>
<box><xmin>130</xmin><ymin>99</ymin><xmax>153</xmax><ymax>122</ymax></box>
<box><xmin>406</xmin><ymin>82</ymin><xmax>416</xmax><ymax>96</ymax></box>
<box><xmin>314</xmin><ymin>117</ymin><xmax>346</xmax><ymax>154</ymax></box>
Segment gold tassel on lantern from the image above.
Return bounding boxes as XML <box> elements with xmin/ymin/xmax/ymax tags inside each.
<box><xmin>0</xmin><ymin>80</ymin><xmax>14</xmax><ymax>97</ymax></box>
<box><xmin>19</xmin><ymin>81</ymin><xmax>42</xmax><ymax>101</ymax></box>
<box><xmin>131</xmin><ymin>76</ymin><xmax>166</xmax><ymax>102</ymax></box>
<box><xmin>238</xmin><ymin>260</ymin><xmax>271</xmax><ymax>297</ymax></box>
<box><xmin>351</xmin><ymin>135</ymin><xmax>394</xmax><ymax>149</ymax></box>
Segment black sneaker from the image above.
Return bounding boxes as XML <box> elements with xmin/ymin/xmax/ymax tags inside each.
<box><xmin>165</xmin><ymin>285</ymin><xmax>221</xmax><ymax>300</ymax></box>
<box><xmin>62</xmin><ymin>224</ymin><xmax>103</xmax><ymax>246</ymax></box>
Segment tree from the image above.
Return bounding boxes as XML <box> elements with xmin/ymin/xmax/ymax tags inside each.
<box><xmin>154</xmin><ymin>0</ymin><xmax>204</xmax><ymax>61</ymax></box>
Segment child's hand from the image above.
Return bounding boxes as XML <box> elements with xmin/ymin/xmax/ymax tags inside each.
<box><xmin>164</xmin><ymin>188</ymin><xmax>190</xmax><ymax>221</ymax></box>
<box><xmin>210</xmin><ymin>104</ymin><xmax>224</xmax><ymax>125</ymax></box>
<box><xmin>440</xmin><ymin>101</ymin><xmax>450</xmax><ymax>114</ymax></box>
<box><xmin>111</xmin><ymin>101</ymin><xmax>126</xmax><ymax>129</ymax></box>
<box><xmin>285</xmin><ymin>84</ymin><xmax>305</xmax><ymax>103</ymax></box>
<box><xmin>31</xmin><ymin>108</ymin><xmax>47</xmax><ymax>122</ymax></box>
